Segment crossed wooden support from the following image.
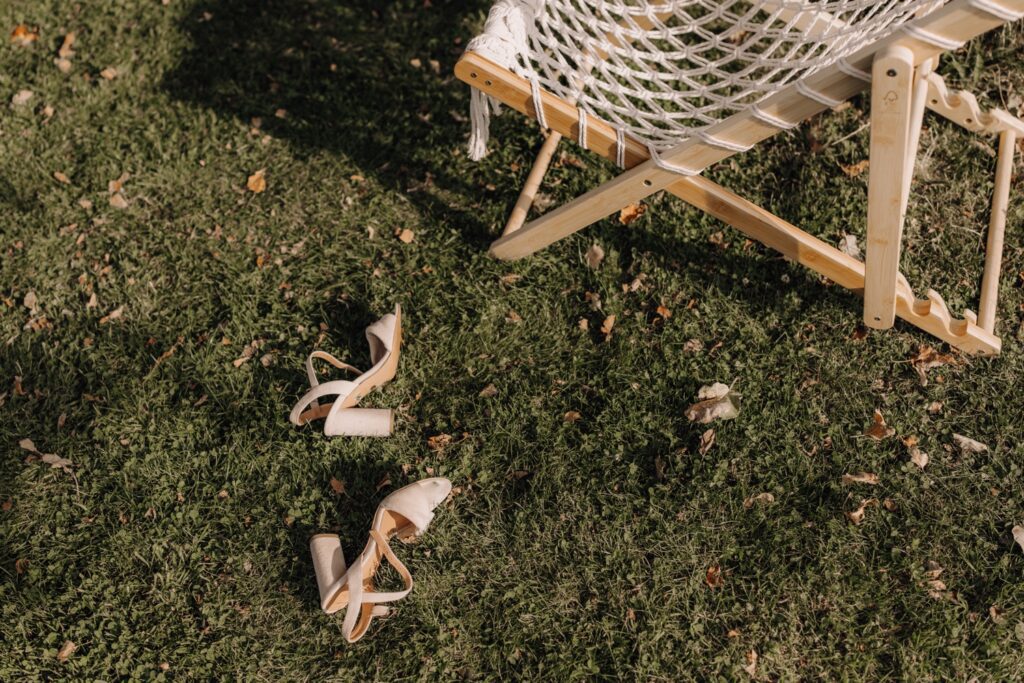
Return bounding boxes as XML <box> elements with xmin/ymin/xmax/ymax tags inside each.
<box><xmin>456</xmin><ymin>0</ymin><xmax>1024</xmax><ymax>355</ymax></box>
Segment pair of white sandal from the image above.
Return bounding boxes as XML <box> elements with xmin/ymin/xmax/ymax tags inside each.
<box><xmin>289</xmin><ymin>305</ymin><xmax>402</xmax><ymax>437</ymax></box>
<box><xmin>293</xmin><ymin>307</ymin><xmax>449</xmax><ymax>641</ymax></box>
<box><xmin>310</xmin><ymin>477</ymin><xmax>452</xmax><ymax>642</ymax></box>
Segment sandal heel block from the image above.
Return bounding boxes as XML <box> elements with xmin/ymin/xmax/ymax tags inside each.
<box><xmin>310</xmin><ymin>534</ymin><xmax>347</xmax><ymax>614</ymax></box>
<box><xmin>290</xmin><ymin>304</ymin><xmax>402</xmax><ymax>438</ymax></box>
<box><xmin>324</xmin><ymin>407</ymin><xmax>393</xmax><ymax>438</ymax></box>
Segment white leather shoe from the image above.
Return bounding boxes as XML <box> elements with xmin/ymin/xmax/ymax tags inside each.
<box><xmin>311</xmin><ymin>477</ymin><xmax>452</xmax><ymax>642</ymax></box>
<box><xmin>289</xmin><ymin>304</ymin><xmax>401</xmax><ymax>437</ymax></box>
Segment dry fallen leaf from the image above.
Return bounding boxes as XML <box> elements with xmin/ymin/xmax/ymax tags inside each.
<box><xmin>19</xmin><ymin>438</ymin><xmax>37</xmax><ymax>452</ymax></box>
<box><xmin>903</xmin><ymin>436</ymin><xmax>929</xmax><ymax>469</ymax></box>
<box><xmin>478</xmin><ymin>383</ymin><xmax>498</xmax><ymax>398</ymax></box>
<box><xmin>845</xmin><ymin>497</ymin><xmax>878</xmax><ymax>525</ymax></box>
<box><xmin>1012</xmin><ymin>526</ymin><xmax>1024</xmax><ymax>553</ymax></box>
<box><xmin>990</xmin><ymin>605</ymin><xmax>1006</xmax><ymax>624</ymax></box>
<box><xmin>99</xmin><ymin>67</ymin><xmax>117</xmax><ymax>80</ymax></box>
<box><xmin>398</xmin><ymin>228</ymin><xmax>415</xmax><ymax>244</ymax></box>
<box><xmin>600</xmin><ymin>314</ymin><xmax>616</xmax><ymax>340</ymax></box>
<box><xmin>246</xmin><ymin>169</ymin><xmax>267</xmax><ymax>193</ymax></box>
<box><xmin>655</xmin><ymin>304</ymin><xmax>672</xmax><ymax>320</ymax></box>
<box><xmin>953</xmin><ymin>433</ymin><xmax>988</xmax><ymax>454</ymax></box>
<box><xmin>23</xmin><ymin>290</ymin><xmax>38</xmax><ymax>313</ymax></box>
<box><xmin>99</xmin><ymin>305</ymin><xmax>124</xmax><ymax>324</ymax></box>
<box><xmin>618</xmin><ymin>202</ymin><xmax>646</xmax><ymax>225</ymax></box>
<box><xmin>705</xmin><ymin>565</ymin><xmax>724</xmax><ymax>589</ymax></box>
<box><xmin>329</xmin><ymin>477</ymin><xmax>345</xmax><ymax>495</ymax></box>
<box><xmin>11</xmin><ymin>89</ymin><xmax>33</xmax><ymax>107</ymax></box>
<box><xmin>838</xmin><ymin>233</ymin><xmax>861</xmax><ymax>258</ymax></box>
<box><xmin>40</xmin><ymin>453</ymin><xmax>74</xmax><ymax>470</ymax></box>
<box><xmin>563</xmin><ymin>411</ymin><xmax>582</xmax><ymax>423</ymax></box>
<box><xmin>842</xmin><ymin>472</ymin><xmax>880</xmax><ymax>486</ymax></box>
<box><xmin>57</xmin><ymin>640</ymin><xmax>76</xmax><ymax>663</ymax></box>
<box><xmin>109</xmin><ymin>193</ymin><xmax>129</xmax><ymax>209</ymax></box>
<box><xmin>53</xmin><ymin>171</ymin><xmax>70</xmax><ymax>184</ymax></box>
<box><xmin>427</xmin><ymin>434</ymin><xmax>452</xmax><ymax>451</ymax></box>
<box><xmin>840</xmin><ymin>159</ymin><xmax>869</xmax><ymax>177</ymax></box>
<box><xmin>11</xmin><ymin>25</ymin><xmax>39</xmax><ymax>46</ymax></box>
<box><xmin>698</xmin><ymin>428</ymin><xmax>715</xmax><ymax>455</ymax></box>
<box><xmin>685</xmin><ymin>382</ymin><xmax>740</xmax><ymax>423</ymax></box>
<box><xmin>910</xmin><ymin>345</ymin><xmax>955</xmax><ymax>386</ymax></box>
<box><xmin>864</xmin><ymin>409</ymin><xmax>894</xmax><ymax>440</ymax></box>
<box><xmin>58</xmin><ymin>32</ymin><xmax>75</xmax><ymax>58</ymax></box>
<box><xmin>743</xmin><ymin>492</ymin><xmax>774</xmax><ymax>509</ymax></box>
<box><xmin>743</xmin><ymin>650</ymin><xmax>758</xmax><ymax>677</ymax></box>
<box><xmin>585</xmin><ymin>243</ymin><xmax>605</xmax><ymax>270</ymax></box>
<box><xmin>927</xmin><ymin>401</ymin><xmax>943</xmax><ymax>415</ymax></box>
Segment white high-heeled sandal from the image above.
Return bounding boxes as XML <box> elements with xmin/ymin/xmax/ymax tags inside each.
<box><xmin>310</xmin><ymin>477</ymin><xmax>452</xmax><ymax>642</ymax></box>
<box><xmin>289</xmin><ymin>304</ymin><xmax>402</xmax><ymax>437</ymax></box>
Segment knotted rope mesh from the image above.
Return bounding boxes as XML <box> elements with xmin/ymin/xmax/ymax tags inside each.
<box><xmin>466</xmin><ymin>0</ymin><xmax>945</xmax><ymax>161</ymax></box>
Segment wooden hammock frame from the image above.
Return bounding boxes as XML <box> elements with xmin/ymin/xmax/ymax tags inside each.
<box><xmin>455</xmin><ymin>0</ymin><xmax>1024</xmax><ymax>355</ymax></box>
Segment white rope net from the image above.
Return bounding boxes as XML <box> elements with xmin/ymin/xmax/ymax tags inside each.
<box><xmin>466</xmin><ymin>0</ymin><xmax>946</xmax><ymax>161</ymax></box>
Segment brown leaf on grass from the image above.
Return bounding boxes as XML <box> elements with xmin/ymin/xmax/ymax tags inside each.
<box><xmin>655</xmin><ymin>304</ymin><xmax>672</xmax><ymax>320</ymax></box>
<box><xmin>683</xmin><ymin>338</ymin><xmax>703</xmax><ymax>353</ymax></box>
<box><xmin>990</xmin><ymin>605</ymin><xmax>1006</xmax><ymax>624</ymax></box>
<box><xmin>841</xmin><ymin>472</ymin><xmax>880</xmax><ymax>486</ymax></box>
<box><xmin>56</xmin><ymin>643</ymin><xmax>75</xmax><ymax>663</ymax></box>
<box><xmin>927</xmin><ymin>401</ymin><xmax>943</xmax><ymax>415</ymax></box>
<box><xmin>109</xmin><ymin>193</ymin><xmax>128</xmax><ymax>209</ymax></box>
<box><xmin>99</xmin><ymin>305</ymin><xmax>124</xmax><ymax>324</ymax></box>
<box><xmin>685</xmin><ymin>383</ymin><xmax>740</xmax><ymax>424</ymax></box>
<box><xmin>742</xmin><ymin>650</ymin><xmax>758</xmax><ymax>677</ymax></box>
<box><xmin>864</xmin><ymin>409</ymin><xmax>894</xmax><ymax>440</ymax></box>
<box><xmin>705</xmin><ymin>565</ymin><xmax>724</xmax><ymax>589</ymax></box>
<box><xmin>108</xmin><ymin>172</ymin><xmax>129</xmax><ymax>195</ymax></box>
<box><xmin>397</xmin><ymin>228</ymin><xmax>415</xmax><ymax>244</ymax></box>
<box><xmin>1012</xmin><ymin>526</ymin><xmax>1024</xmax><ymax>553</ymax></box>
<box><xmin>840</xmin><ymin>159</ymin><xmax>869</xmax><ymax>177</ymax></box>
<box><xmin>54</xmin><ymin>57</ymin><xmax>72</xmax><ymax>73</ymax></box>
<box><xmin>478</xmin><ymin>383</ymin><xmax>498</xmax><ymax>398</ymax></box>
<box><xmin>15</xmin><ymin>558</ymin><xmax>29</xmax><ymax>574</ymax></box>
<box><xmin>53</xmin><ymin>171</ymin><xmax>71</xmax><ymax>185</ymax></box>
<box><xmin>903</xmin><ymin>436</ymin><xmax>929</xmax><ymax>469</ymax></box>
<box><xmin>19</xmin><ymin>438</ymin><xmax>37</xmax><ymax>452</ymax></box>
<box><xmin>838</xmin><ymin>233</ymin><xmax>861</xmax><ymax>258</ymax></box>
<box><xmin>585</xmin><ymin>243</ymin><xmax>605</xmax><ymax>270</ymax></box>
<box><xmin>11</xmin><ymin>89</ymin><xmax>33</xmax><ymax>107</ymax></box>
<box><xmin>11</xmin><ymin>25</ymin><xmax>39</xmax><ymax>46</ymax></box>
<box><xmin>23</xmin><ymin>290</ymin><xmax>38</xmax><ymax>313</ymax></box>
<box><xmin>99</xmin><ymin>67</ymin><xmax>117</xmax><ymax>80</ymax></box>
<box><xmin>600</xmin><ymin>314</ymin><xmax>616</xmax><ymax>340</ymax></box>
<box><xmin>910</xmin><ymin>345</ymin><xmax>955</xmax><ymax>386</ymax></box>
<box><xmin>845</xmin><ymin>498</ymin><xmax>878</xmax><ymax>525</ymax></box>
<box><xmin>329</xmin><ymin>477</ymin><xmax>345</xmax><ymax>495</ymax></box>
<box><xmin>953</xmin><ymin>433</ymin><xmax>988</xmax><ymax>454</ymax></box>
<box><xmin>743</xmin><ymin>492</ymin><xmax>774</xmax><ymax>509</ymax></box>
<box><xmin>58</xmin><ymin>32</ymin><xmax>75</xmax><ymax>58</ymax></box>
<box><xmin>246</xmin><ymin>169</ymin><xmax>266</xmax><ymax>193</ymax></box>
<box><xmin>40</xmin><ymin>453</ymin><xmax>74</xmax><ymax>470</ymax></box>
<box><xmin>618</xmin><ymin>202</ymin><xmax>646</xmax><ymax>225</ymax></box>
<box><xmin>698</xmin><ymin>428</ymin><xmax>715</xmax><ymax>455</ymax></box>
<box><xmin>427</xmin><ymin>434</ymin><xmax>452</xmax><ymax>451</ymax></box>
<box><xmin>563</xmin><ymin>411</ymin><xmax>582</xmax><ymax>423</ymax></box>
<box><xmin>506</xmin><ymin>309</ymin><xmax>522</xmax><ymax>324</ymax></box>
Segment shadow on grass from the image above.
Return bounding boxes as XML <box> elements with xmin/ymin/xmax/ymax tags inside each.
<box><xmin>163</xmin><ymin>0</ymin><xmax>497</xmax><ymax>248</ymax></box>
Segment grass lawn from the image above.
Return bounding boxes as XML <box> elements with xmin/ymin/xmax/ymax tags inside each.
<box><xmin>2</xmin><ymin>0</ymin><xmax>1024</xmax><ymax>679</ymax></box>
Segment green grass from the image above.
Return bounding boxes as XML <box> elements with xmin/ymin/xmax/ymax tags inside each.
<box><xmin>1</xmin><ymin>0</ymin><xmax>1024</xmax><ymax>679</ymax></box>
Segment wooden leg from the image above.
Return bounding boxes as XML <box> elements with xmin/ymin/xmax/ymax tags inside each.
<box><xmin>978</xmin><ymin>129</ymin><xmax>1017</xmax><ymax>332</ymax></box>
<box><xmin>864</xmin><ymin>46</ymin><xmax>917</xmax><ymax>330</ymax></box>
<box><xmin>488</xmin><ymin>159</ymin><xmax>675</xmax><ymax>261</ymax></box>
<box><xmin>668</xmin><ymin>177</ymin><xmax>1000</xmax><ymax>355</ymax></box>
<box><xmin>503</xmin><ymin>131</ymin><xmax>563</xmax><ymax>236</ymax></box>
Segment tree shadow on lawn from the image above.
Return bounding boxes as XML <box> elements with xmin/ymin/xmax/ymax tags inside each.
<box><xmin>163</xmin><ymin>0</ymin><xmax>498</xmax><ymax>248</ymax></box>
